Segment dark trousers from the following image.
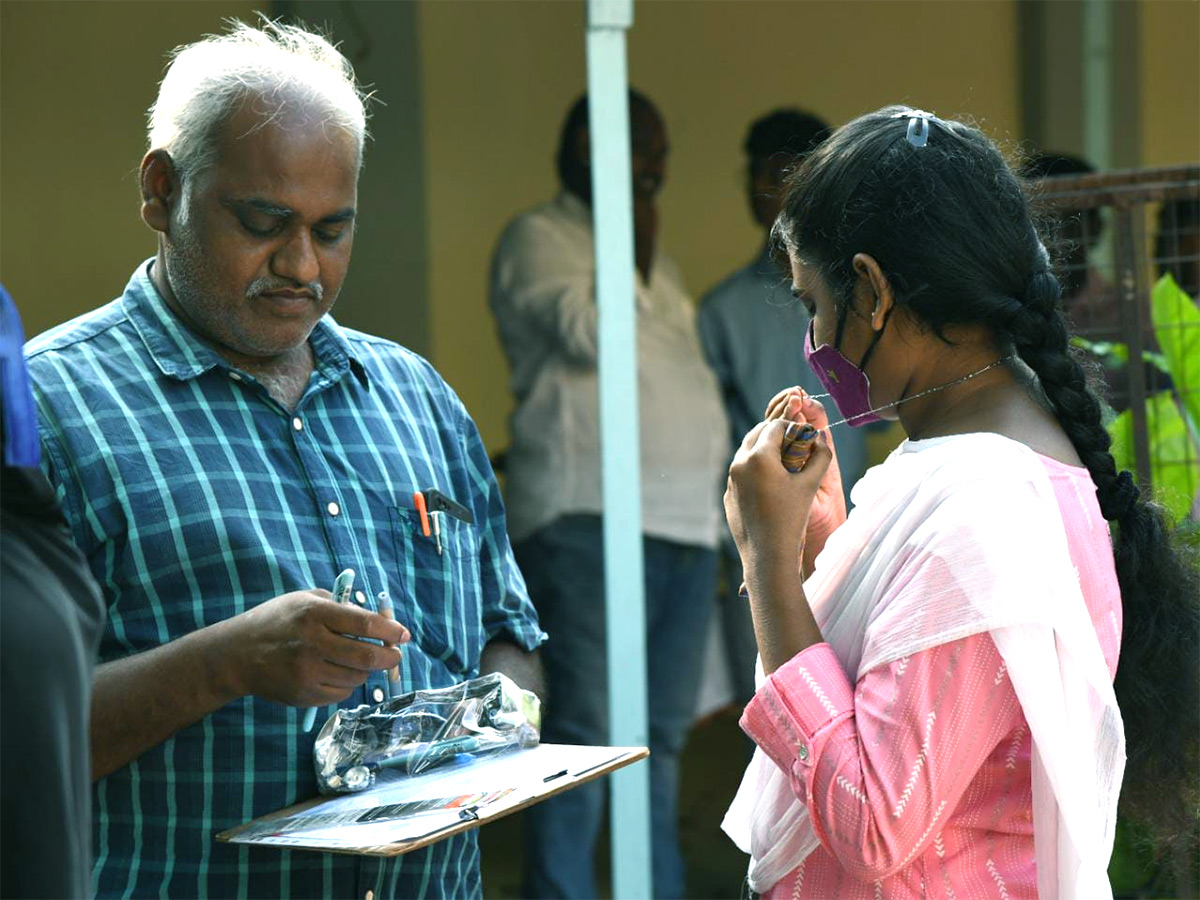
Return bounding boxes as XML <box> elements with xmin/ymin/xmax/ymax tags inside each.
<box><xmin>517</xmin><ymin>515</ymin><xmax>718</xmax><ymax>899</ymax></box>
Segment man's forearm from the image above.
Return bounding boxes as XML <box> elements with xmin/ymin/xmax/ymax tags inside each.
<box><xmin>91</xmin><ymin>618</ymin><xmax>243</xmax><ymax>780</ymax></box>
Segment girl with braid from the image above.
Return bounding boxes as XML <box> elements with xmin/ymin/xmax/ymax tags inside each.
<box><xmin>720</xmin><ymin>106</ymin><xmax>1198</xmax><ymax>900</ymax></box>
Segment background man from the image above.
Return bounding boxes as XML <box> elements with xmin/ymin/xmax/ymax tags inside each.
<box><xmin>489</xmin><ymin>91</ymin><xmax>728</xmax><ymax>899</ymax></box>
<box><xmin>25</xmin><ymin>21</ymin><xmax>543</xmax><ymax>899</ymax></box>
<box><xmin>698</xmin><ymin>109</ymin><xmax>868</xmax><ymax>707</ymax></box>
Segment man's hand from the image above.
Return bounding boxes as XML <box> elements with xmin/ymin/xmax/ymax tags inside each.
<box><xmin>634</xmin><ymin>193</ymin><xmax>658</xmax><ymax>284</ymax></box>
<box><xmin>91</xmin><ymin>588</ymin><xmax>411</xmax><ymax>780</ymax></box>
<box><xmin>226</xmin><ymin>589</ymin><xmax>410</xmax><ymax>706</ymax></box>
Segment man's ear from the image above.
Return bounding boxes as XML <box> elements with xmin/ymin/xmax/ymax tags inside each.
<box><xmin>140</xmin><ymin>150</ymin><xmax>179</xmax><ymax>234</ymax></box>
<box><xmin>851</xmin><ymin>252</ymin><xmax>895</xmax><ymax>331</ymax></box>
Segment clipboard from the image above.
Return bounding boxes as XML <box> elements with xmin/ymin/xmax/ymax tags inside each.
<box><xmin>216</xmin><ymin>743</ymin><xmax>648</xmax><ymax>857</ymax></box>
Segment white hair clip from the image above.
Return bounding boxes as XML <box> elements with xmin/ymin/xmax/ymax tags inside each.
<box><xmin>892</xmin><ymin>108</ymin><xmax>937</xmax><ymax>148</ymax></box>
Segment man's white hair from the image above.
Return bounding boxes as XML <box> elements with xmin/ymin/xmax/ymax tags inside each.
<box><xmin>148</xmin><ymin>18</ymin><xmax>369</xmax><ymax>179</ymax></box>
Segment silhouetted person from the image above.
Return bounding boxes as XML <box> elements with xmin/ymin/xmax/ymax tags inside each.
<box><xmin>1</xmin><ymin>287</ymin><xmax>104</xmax><ymax>900</ymax></box>
<box><xmin>490</xmin><ymin>91</ymin><xmax>728</xmax><ymax>899</ymax></box>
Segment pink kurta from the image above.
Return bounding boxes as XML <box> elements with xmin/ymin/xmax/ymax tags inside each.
<box><xmin>742</xmin><ymin>457</ymin><xmax>1122</xmax><ymax>900</ymax></box>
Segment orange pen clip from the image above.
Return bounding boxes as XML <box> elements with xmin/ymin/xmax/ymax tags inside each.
<box><xmin>412</xmin><ymin>491</ymin><xmax>432</xmax><ymax>537</ymax></box>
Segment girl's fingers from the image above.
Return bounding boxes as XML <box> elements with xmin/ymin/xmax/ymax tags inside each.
<box><xmin>798</xmin><ymin>392</ymin><xmax>830</xmax><ymax>430</ymax></box>
<box><xmin>738</xmin><ymin>419</ymin><xmax>771</xmax><ymax>454</ymax></box>
<box><xmin>764</xmin><ymin>386</ymin><xmax>798</xmax><ymax>418</ymax></box>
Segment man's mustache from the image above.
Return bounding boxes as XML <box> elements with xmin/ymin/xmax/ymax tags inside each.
<box><xmin>246</xmin><ymin>277</ymin><xmax>324</xmax><ymax>301</ymax></box>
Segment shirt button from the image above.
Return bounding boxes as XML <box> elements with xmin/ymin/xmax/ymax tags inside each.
<box><xmin>797</xmin><ymin>743</ymin><xmax>809</xmax><ymax>762</ymax></box>
<box><xmin>371</xmin><ymin>688</ymin><xmax>384</xmax><ymax>704</ymax></box>
<box><xmin>355</xmin><ymin>590</ymin><xmax>367</xmax><ymax>606</ymax></box>
<box><xmin>292</xmin><ymin>417</ymin><xmax>304</xmax><ymax>432</ymax></box>
<box><xmin>327</xmin><ymin>502</ymin><xmax>340</xmax><ymax>517</ymax></box>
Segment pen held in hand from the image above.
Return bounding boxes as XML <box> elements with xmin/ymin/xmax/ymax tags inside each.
<box><xmin>301</xmin><ymin>568</ymin><xmax>358</xmax><ymax>733</ymax></box>
<box><xmin>377</xmin><ymin>591</ymin><xmax>401</xmax><ymax>683</ymax></box>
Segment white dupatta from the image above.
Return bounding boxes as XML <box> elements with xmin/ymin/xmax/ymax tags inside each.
<box><xmin>722</xmin><ymin>433</ymin><xmax>1124</xmax><ymax>900</ymax></box>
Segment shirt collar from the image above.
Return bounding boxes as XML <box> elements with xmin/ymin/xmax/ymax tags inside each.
<box><xmin>122</xmin><ymin>259</ymin><xmax>368</xmax><ymax>388</ymax></box>
<box><xmin>555</xmin><ymin>190</ymin><xmax>592</xmax><ymax>224</ymax></box>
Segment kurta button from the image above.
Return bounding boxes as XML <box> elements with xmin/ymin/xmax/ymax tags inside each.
<box><xmin>355</xmin><ymin>590</ymin><xmax>367</xmax><ymax>605</ymax></box>
<box><xmin>327</xmin><ymin>502</ymin><xmax>340</xmax><ymax>517</ymax></box>
<box><xmin>292</xmin><ymin>417</ymin><xmax>303</xmax><ymax>432</ymax></box>
<box><xmin>797</xmin><ymin>743</ymin><xmax>809</xmax><ymax>761</ymax></box>
<box><xmin>371</xmin><ymin>688</ymin><xmax>384</xmax><ymax>703</ymax></box>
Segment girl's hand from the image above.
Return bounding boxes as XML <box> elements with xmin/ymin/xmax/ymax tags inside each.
<box><xmin>765</xmin><ymin>387</ymin><xmax>848</xmax><ymax>543</ymax></box>
<box><xmin>724</xmin><ymin>418</ymin><xmax>833</xmax><ymax>579</ymax></box>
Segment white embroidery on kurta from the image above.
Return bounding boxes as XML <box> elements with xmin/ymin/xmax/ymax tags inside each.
<box><xmin>1005</xmin><ymin>724</ymin><xmax>1027</xmax><ymax>771</ymax></box>
<box><xmin>797</xmin><ymin>665</ymin><xmax>840</xmax><ymax>718</ymax></box>
<box><xmin>893</xmin><ymin>711</ymin><xmax>937</xmax><ymax>817</ymax></box>
<box><xmin>987</xmin><ymin>859</ymin><xmax>1011</xmax><ymax>900</ymax></box>
<box><xmin>836</xmin><ymin>775</ymin><xmax>868</xmax><ymax>805</ymax></box>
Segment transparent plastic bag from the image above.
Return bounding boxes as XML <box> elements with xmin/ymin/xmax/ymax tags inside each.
<box><xmin>314</xmin><ymin>672</ymin><xmax>541</xmax><ymax>794</ymax></box>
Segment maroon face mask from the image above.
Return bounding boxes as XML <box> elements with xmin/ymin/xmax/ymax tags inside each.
<box><xmin>802</xmin><ymin>316</ymin><xmax>887</xmax><ymax>427</ymax></box>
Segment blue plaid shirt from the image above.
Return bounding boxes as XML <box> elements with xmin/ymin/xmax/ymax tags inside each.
<box><xmin>26</xmin><ymin>261</ymin><xmax>545</xmax><ymax>899</ymax></box>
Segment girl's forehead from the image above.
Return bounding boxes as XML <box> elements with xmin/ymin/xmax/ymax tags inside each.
<box><xmin>788</xmin><ymin>254</ymin><xmax>821</xmax><ymax>287</ymax></box>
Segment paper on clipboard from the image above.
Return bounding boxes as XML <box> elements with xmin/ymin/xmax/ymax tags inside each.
<box><xmin>218</xmin><ymin>743</ymin><xmax>647</xmax><ymax>855</ymax></box>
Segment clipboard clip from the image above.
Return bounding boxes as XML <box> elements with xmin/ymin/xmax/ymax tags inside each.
<box><xmin>458</xmin><ymin>806</ymin><xmax>480</xmax><ymax>822</ymax></box>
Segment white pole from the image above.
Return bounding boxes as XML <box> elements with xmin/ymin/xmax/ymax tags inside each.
<box><xmin>586</xmin><ymin>1</ymin><xmax>652</xmax><ymax>898</ymax></box>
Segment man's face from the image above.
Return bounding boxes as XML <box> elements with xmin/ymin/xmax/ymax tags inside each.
<box><xmin>159</xmin><ymin>101</ymin><xmax>359</xmax><ymax>362</ymax></box>
<box><xmin>748</xmin><ymin>154</ymin><xmax>794</xmax><ymax>231</ymax></box>
<box><xmin>629</xmin><ymin>104</ymin><xmax>668</xmax><ymax>200</ymax></box>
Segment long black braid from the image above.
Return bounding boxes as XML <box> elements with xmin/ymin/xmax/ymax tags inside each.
<box><xmin>1009</xmin><ymin>256</ymin><xmax>1199</xmax><ymax>842</ymax></box>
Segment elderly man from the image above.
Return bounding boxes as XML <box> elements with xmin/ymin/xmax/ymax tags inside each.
<box><xmin>25</xmin><ymin>21</ymin><xmax>543</xmax><ymax>900</ymax></box>
<box><xmin>490</xmin><ymin>91</ymin><xmax>728</xmax><ymax>899</ymax></box>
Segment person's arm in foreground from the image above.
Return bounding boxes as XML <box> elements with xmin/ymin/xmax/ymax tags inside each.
<box><xmin>91</xmin><ymin>593</ymin><xmax>409</xmax><ymax>779</ymax></box>
<box><xmin>743</xmin><ymin>629</ymin><xmax>1023</xmax><ymax>880</ymax></box>
<box><xmin>725</xmin><ymin>410</ymin><xmax>835</xmax><ymax>671</ymax></box>
<box><xmin>761</xmin><ymin>388</ymin><xmax>848</xmax><ymax>577</ymax></box>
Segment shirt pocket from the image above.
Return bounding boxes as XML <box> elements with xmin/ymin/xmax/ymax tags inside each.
<box><xmin>388</xmin><ymin>506</ymin><xmax>485</xmax><ymax>676</ymax></box>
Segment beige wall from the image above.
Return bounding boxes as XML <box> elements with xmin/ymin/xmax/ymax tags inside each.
<box><xmin>6</xmin><ymin>1</ymin><xmax>1193</xmax><ymax>457</ymax></box>
<box><xmin>419</xmin><ymin>0</ymin><xmax>1020</xmax><ymax>451</ymax></box>
<box><xmin>0</xmin><ymin>0</ymin><xmax>264</xmax><ymax>338</ymax></box>
<box><xmin>1141</xmin><ymin>0</ymin><xmax>1200</xmax><ymax>166</ymax></box>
